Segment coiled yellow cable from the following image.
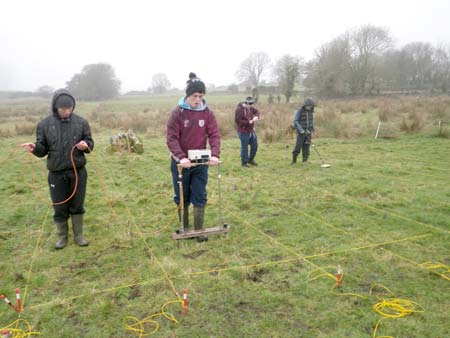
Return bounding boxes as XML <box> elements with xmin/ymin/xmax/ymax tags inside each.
<box><xmin>0</xmin><ymin>319</ymin><xmax>40</xmax><ymax>337</ymax></box>
<box><xmin>124</xmin><ymin>299</ymin><xmax>183</xmax><ymax>337</ymax></box>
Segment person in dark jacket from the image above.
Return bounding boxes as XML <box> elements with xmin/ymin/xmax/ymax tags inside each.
<box><xmin>235</xmin><ymin>96</ymin><xmax>261</xmax><ymax>167</ymax></box>
<box><xmin>166</xmin><ymin>73</ymin><xmax>220</xmax><ymax>241</ymax></box>
<box><xmin>22</xmin><ymin>89</ymin><xmax>94</xmax><ymax>249</ymax></box>
<box><xmin>292</xmin><ymin>98</ymin><xmax>315</xmax><ymax>165</ymax></box>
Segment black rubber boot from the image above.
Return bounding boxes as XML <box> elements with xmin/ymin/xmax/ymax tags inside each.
<box><xmin>291</xmin><ymin>154</ymin><xmax>298</xmax><ymax>165</ymax></box>
<box><xmin>72</xmin><ymin>214</ymin><xmax>89</xmax><ymax>247</ymax></box>
<box><xmin>55</xmin><ymin>221</ymin><xmax>68</xmax><ymax>249</ymax></box>
<box><xmin>194</xmin><ymin>206</ymin><xmax>208</xmax><ymax>242</ymax></box>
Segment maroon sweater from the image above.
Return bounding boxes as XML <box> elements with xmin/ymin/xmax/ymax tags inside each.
<box><xmin>235</xmin><ymin>103</ymin><xmax>261</xmax><ymax>133</ymax></box>
<box><xmin>167</xmin><ymin>105</ymin><xmax>221</xmax><ymax>161</ymax></box>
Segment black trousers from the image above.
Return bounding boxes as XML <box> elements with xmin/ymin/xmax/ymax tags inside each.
<box><xmin>293</xmin><ymin>133</ymin><xmax>311</xmax><ymax>161</ymax></box>
<box><xmin>48</xmin><ymin>167</ymin><xmax>87</xmax><ymax>223</ymax></box>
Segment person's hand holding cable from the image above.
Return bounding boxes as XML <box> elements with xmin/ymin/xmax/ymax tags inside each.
<box><xmin>75</xmin><ymin>140</ymin><xmax>89</xmax><ymax>151</ymax></box>
<box><xmin>21</xmin><ymin>142</ymin><xmax>36</xmax><ymax>153</ymax></box>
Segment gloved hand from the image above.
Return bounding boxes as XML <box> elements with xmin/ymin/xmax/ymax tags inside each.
<box><xmin>209</xmin><ymin>156</ymin><xmax>219</xmax><ymax>166</ymax></box>
<box><xmin>299</xmin><ymin>130</ymin><xmax>305</xmax><ymax>134</ymax></box>
<box><xmin>180</xmin><ymin>158</ymin><xmax>192</xmax><ymax>169</ymax></box>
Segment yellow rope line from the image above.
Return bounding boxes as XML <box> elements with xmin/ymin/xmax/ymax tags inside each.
<box><xmin>22</xmin><ymin>205</ymin><xmax>50</xmax><ymax>305</ymax></box>
<box><xmin>297</xmin><ymin>178</ymin><xmax>450</xmax><ymax>235</ymax></box>
<box><xmin>343</xmin><ymin>195</ymin><xmax>449</xmax><ymax>234</ymax></box>
<box><xmin>0</xmin><ymin>319</ymin><xmax>40</xmax><ymax>337</ymax></box>
<box><xmin>16</xmin><ymin>146</ymin><xmax>182</xmax><ymax>337</ymax></box>
<box><xmin>8</xmin><ymin>142</ymin><xmax>441</xmax><ymax>337</ymax></box>
<box><xmin>308</xmin><ymin>265</ymin><xmax>425</xmax><ymax>338</ymax></box>
<box><xmin>28</xmin><ymin>278</ymin><xmax>167</xmax><ymax>310</ymax></box>
<box><xmin>222</xmin><ymin>205</ymin><xmax>347</xmax><ymax>279</ymax></box>
<box><xmin>91</xmin><ymin>151</ymin><xmax>183</xmax><ymax>336</ymax></box>
<box><xmin>284</xmin><ymin>205</ymin><xmax>450</xmax><ymax>282</ymax></box>
<box><xmin>6</xmin><ymin>204</ymin><xmax>50</xmax><ymax>336</ymax></box>
<box><xmin>24</xmin><ymin>233</ymin><xmax>428</xmax><ymax>310</ymax></box>
<box><xmin>279</xmin><ymin>163</ymin><xmax>449</xmax><ymax>235</ymax></box>
<box><xmin>308</xmin><ymin>266</ymin><xmax>369</xmax><ymax>299</ymax></box>
<box><xmin>305</xmin><ymin>262</ymin><xmax>426</xmax><ymax>338</ymax></box>
<box><xmin>91</xmin><ymin>150</ymin><xmax>181</xmax><ymax>301</ymax></box>
<box><xmin>179</xmin><ymin>232</ymin><xmax>429</xmax><ymax>278</ymax></box>
<box><xmin>224</xmin><ymin>201</ymin><xmax>428</xmax><ymax>338</ymax></box>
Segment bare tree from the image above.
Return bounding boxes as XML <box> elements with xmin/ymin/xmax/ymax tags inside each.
<box><xmin>348</xmin><ymin>25</ymin><xmax>393</xmax><ymax>94</ymax></box>
<box><xmin>150</xmin><ymin>73</ymin><xmax>171</xmax><ymax>94</ymax></box>
<box><xmin>273</xmin><ymin>54</ymin><xmax>303</xmax><ymax>103</ymax></box>
<box><xmin>236</xmin><ymin>51</ymin><xmax>270</xmax><ymax>103</ymax></box>
<box><xmin>378</xmin><ymin>49</ymin><xmax>403</xmax><ymax>91</ymax></box>
<box><xmin>432</xmin><ymin>44</ymin><xmax>450</xmax><ymax>93</ymax></box>
<box><xmin>399</xmin><ymin>42</ymin><xmax>434</xmax><ymax>90</ymax></box>
<box><xmin>304</xmin><ymin>34</ymin><xmax>352</xmax><ymax>96</ymax></box>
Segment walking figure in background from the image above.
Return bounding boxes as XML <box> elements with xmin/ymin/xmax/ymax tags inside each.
<box><xmin>235</xmin><ymin>96</ymin><xmax>261</xmax><ymax>167</ymax></box>
<box><xmin>292</xmin><ymin>98</ymin><xmax>315</xmax><ymax>165</ymax></box>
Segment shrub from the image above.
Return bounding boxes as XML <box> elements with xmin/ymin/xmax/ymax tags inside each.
<box><xmin>400</xmin><ymin>111</ymin><xmax>425</xmax><ymax>133</ymax></box>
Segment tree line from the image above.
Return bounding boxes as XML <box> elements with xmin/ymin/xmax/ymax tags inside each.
<box><xmin>237</xmin><ymin>25</ymin><xmax>450</xmax><ymax>102</ymax></box>
<box><xmin>32</xmin><ymin>24</ymin><xmax>450</xmax><ymax>101</ymax></box>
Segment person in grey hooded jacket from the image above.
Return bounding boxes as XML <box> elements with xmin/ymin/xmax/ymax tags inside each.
<box><xmin>22</xmin><ymin>89</ymin><xmax>94</xmax><ymax>249</ymax></box>
<box><xmin>291</xmin><ymin>98</ymin><xmax>315</xmax><ymax>165</ymax></box>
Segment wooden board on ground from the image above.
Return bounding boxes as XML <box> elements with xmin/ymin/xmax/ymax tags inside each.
<box><xmin>171</xmin><ymin>225</ymin><xmax>230</xmax><ymax>240</ymax></box>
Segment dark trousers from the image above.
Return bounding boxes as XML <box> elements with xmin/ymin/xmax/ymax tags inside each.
<box><xmin>48</xmin><ymin>167</ymin><xmax>87</xmax><ymax>223</ymax></box>
<box><xmin>238</xmin><ymin>132</ymin><xmax>258</xmax><ymax>164</ymax></box>
<box><xmin>293</xmin><ymin>133</ymin><xmax>311</xmax><ymax>161</ymax></box>
<box><xmin>171</xmin><ymin>159</ymin><xmax>208</xmax><ymax>207</ymax></box>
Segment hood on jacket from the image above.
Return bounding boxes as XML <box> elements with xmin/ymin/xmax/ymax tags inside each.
<box><xmin>302</xmin><ymin>98</ymin><xmax>315</xmax><ymax>108</ymax></box>
<box><xmin>178</xmin><ymin>96</ymin><xmax>207</xmax><ymax>111</ymax></box>
<box><xmin>51</xmin><ymin>89</ymin><xmax>76</xmax><ymax>115</ymax></box>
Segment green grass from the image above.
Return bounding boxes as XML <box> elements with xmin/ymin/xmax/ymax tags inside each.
<box><xmin>1</xmin><ymin>131</ymin><xmax>449</xmax><ymax>337</ymax></box>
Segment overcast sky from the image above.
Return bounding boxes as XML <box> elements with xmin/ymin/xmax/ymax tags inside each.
<box><xmin>1</xmin><ymin>0</ymin><xmax>449</xmax><ymax>93</ymax></box>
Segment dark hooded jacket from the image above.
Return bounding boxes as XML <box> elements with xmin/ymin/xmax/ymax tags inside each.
<box><xmin>293</xmin><ymin>103</ymin><xmax>314</xmax><ymax>133</ymax></box>
<box><xmin>32</xmin><ymin>89</ymin><xmax>94</xmax><ymax>172</ymax></box>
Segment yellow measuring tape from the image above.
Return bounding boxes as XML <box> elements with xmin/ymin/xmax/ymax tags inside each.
<box><xmin>124</xmin><ymin>299</ymin><xmax>183</xmax><ymax>337</ymax></box>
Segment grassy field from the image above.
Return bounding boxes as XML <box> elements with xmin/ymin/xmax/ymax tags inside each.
<box><xmin>0</xmin><ymin>95</ymin><xmax>449</xmax><ymax>337</ymax></box>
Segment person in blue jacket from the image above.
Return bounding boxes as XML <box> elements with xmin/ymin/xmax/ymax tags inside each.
<box><xmin>291</xmin><ymin>98</ymin><xmax>315</xmax><ymax>165</ymax></box>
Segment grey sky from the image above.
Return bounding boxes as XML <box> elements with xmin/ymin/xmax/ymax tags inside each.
<box><xmin>1</xmin><ymin>0</ymin><xmax>449</xmax><ymax>92</ymax></box>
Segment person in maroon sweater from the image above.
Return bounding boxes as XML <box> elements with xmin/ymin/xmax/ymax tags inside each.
<box><xmin>235</xmin><ymin>96</ymin><xmax>261</xmax><ymax>167</ymax></box>
<box><xmin>166</xmin><ymin>73</ymin><xmax>221</xmax><ymax>240</ymax></box>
